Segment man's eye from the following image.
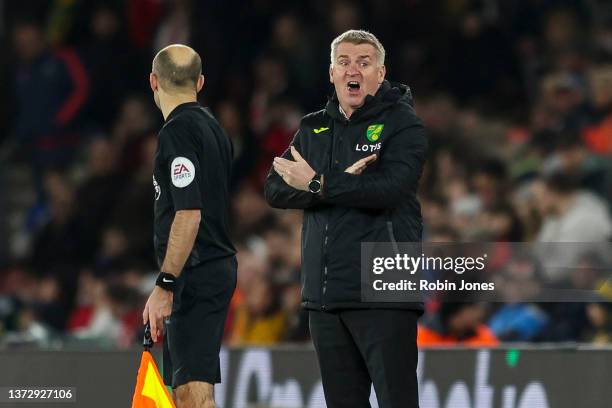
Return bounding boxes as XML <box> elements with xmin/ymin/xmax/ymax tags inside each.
<box><xmin>339</xmin><ymin>61</ymin><xmax>349</xmax><ymax>66</ymax></box>
<box><xmin>360</xmin><ymin>62</ymin><xmax>369</xmax><ymax>67</ymax></box>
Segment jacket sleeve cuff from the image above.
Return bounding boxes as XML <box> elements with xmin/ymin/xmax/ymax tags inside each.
<box><xmin>321</xmin><ymin>171</ymin><xmax>354</xmax><ymax>201</ymax></box>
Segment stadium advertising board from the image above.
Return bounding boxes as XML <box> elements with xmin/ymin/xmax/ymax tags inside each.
<box><xmin>0</xmin><ymin>347</ymin><xmax>610</xmax><ymax>407</ymax></box>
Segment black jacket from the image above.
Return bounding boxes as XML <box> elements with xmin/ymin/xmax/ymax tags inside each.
<box><xmin>264</xmin><ymin>81</ymin><xmax>427</xmax><ymax>312</ymax></box>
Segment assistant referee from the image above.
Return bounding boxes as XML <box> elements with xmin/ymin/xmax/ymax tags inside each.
<box><xmin>143</xmin><ymin>44</ymin><xmax>236</xmax><ymax>408</ymax></box>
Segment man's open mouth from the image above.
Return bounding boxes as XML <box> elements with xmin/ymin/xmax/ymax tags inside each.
<box><xmin>347</xmin><ymin>81</ymin><xmax>361</xmax><ymax>92</ymax></box>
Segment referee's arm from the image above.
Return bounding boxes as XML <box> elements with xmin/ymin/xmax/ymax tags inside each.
<box><xmin>144</xmin><ymin>125</ymin><xmax>204</xmax><ymax>341</ymax></box>
<box><xmin>160</xmin><ymin>209</ymin><xmax>201</xmax><ymax>276</ymax></box>
<box><xmin>144</xmin><ymin>209</ymin><xmax>200</xmax><ymax>341</ymax></box>
<box><xmin>159</xmin><ymin>125</ymin><xmax>204</xmax><ymax>276</ymax></box>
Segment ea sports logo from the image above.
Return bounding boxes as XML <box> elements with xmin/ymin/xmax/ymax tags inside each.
<box><xmin>174</xmin><ymin>163</ymin><xmax>190</xmax><ymax>177</ymax></box>
<box><xmin>170</xmin><ymin>157</ymin><xmax>196</xmax><ymax>188</ymax></box>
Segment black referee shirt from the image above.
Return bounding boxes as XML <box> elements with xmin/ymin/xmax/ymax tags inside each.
<box><xmin>153</xmin><ymin>102</ymin><xmax>235</xmax><ymax>269</ymax></box>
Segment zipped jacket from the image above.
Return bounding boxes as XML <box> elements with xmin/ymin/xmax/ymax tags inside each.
<box><xmin>264</xmin><ymin>80</ymin><xmax>427</xmax><ymax>312</ymax></box>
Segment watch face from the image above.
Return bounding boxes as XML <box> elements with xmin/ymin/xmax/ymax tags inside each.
<box><xmin>309</xmin><ymin>179</ymin><xmax>321</xmax><ymax>193</ymax></box>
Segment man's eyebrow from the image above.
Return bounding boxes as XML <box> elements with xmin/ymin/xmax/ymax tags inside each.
<box><xmin>336</xmin><ymin>54</ymin><xmax>373</xmax><ymax>60</ymax></box>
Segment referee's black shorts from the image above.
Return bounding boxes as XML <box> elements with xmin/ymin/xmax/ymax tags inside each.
<box><xmin>163</xmin><ymin>255</ymin><xmax>237</xmax><ymax>388</ymax></box>
<box><xmin>309</xmin><ymin>308</ymin><xmax>420</xmax><ymax>408</ymax></box>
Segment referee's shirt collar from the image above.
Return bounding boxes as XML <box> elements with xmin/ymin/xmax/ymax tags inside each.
<box><xmin>166</xmin><ymin>101</ymin><xmax>200</xmax><ymax>122</ymax></box>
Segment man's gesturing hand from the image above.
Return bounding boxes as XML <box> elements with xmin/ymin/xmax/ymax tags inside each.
<box><xmin>345</xmin><ymin>154</ymin><xmax>377</xmax><ymax>174</ymax></box>
<box><xmin>273</xmin><ymin>146</ymin><xmax>316</xmax><ymax>191</ymax></box>
<box><xmin>143</xmin><ymin>286</ymin><xmax>173</xmax><ymax>342</ymax></box>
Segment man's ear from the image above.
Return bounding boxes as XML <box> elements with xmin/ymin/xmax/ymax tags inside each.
<box><xmin>150</xmin><ymin>73</ymin><xmax>158</xmax><ymax>92</ymax></box>
<box><xmin>329</xmin><ymin>65</ymin><xmax>334</xmax><ymax>84</ymax></box>
<box><xmin>378</xmin><ymin>65</ymin><xmax>386</xmax><ymax>84</ymax></box>
<box><xmin>196</xmin><ymin>74</ymin><xmax>205</xmax><ymax>93</ymax></box>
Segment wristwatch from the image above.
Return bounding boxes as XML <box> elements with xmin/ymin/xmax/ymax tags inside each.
<box><xmin>308</xmin><ymin>174</ymin><xmax>322</xmax><ymax>194</ymax></box>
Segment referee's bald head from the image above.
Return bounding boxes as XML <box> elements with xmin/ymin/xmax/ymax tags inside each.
<box><xmin>152</xmin><ymin>44</ymin><xmax>202</xmax><ymax>93</ymax></box>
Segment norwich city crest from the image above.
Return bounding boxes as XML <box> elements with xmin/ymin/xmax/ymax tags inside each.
<box><xmin>366</xmin><ymin>124</ymin><xmax>384</xmax><ymax>142</ymax></box>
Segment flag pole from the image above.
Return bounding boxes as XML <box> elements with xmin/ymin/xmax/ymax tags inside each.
<box><xmin>143</xmin><ymin>322</ymin><xmax>154</xmax><ymax>351</ymax></box>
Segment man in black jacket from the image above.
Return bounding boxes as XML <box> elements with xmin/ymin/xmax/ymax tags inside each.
<box><xmin>264</xmin><ymin>30</ymin><xmax>427</xmax><ymax>407</ymax></box>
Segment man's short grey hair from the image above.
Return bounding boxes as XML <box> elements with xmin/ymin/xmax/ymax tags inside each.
<box><xmin>330</xmin><ymin>30</ymin><xmax>386</xmax><ymax>66</ymax></box>
<box><xmin>152</xmin><ymin>45</ymin><xmax>202</xmax><ymax>92</ymax></box>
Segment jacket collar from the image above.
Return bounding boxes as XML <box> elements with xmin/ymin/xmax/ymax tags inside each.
<box><xmin>325</xmin><ymin>80</ymin><xmax>409</xmax><ymax>123</ymax></box>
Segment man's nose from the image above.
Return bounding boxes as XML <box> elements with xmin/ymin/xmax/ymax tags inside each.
<box><xmin>345</xmin><ymin>64</ymin><xmax>360</xmax><ymax>76</ymax></box>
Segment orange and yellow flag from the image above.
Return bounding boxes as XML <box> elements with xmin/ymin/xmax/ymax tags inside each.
<box><xmin>131</xmin><ymin>351</ymin><xmax>176</xmax><ymax>408</ymax></box>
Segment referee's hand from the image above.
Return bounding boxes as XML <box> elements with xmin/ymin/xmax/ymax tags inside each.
<box><xmin>143</xmin><ymin>286</ymin><xmax>173</xmax><ymax>343</ymax></box>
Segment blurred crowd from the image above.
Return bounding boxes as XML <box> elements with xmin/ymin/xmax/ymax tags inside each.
<box><xmin>1</xmin><ymin>0</ymin><xmax>612</xmax><ymax>349</ymax></box>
